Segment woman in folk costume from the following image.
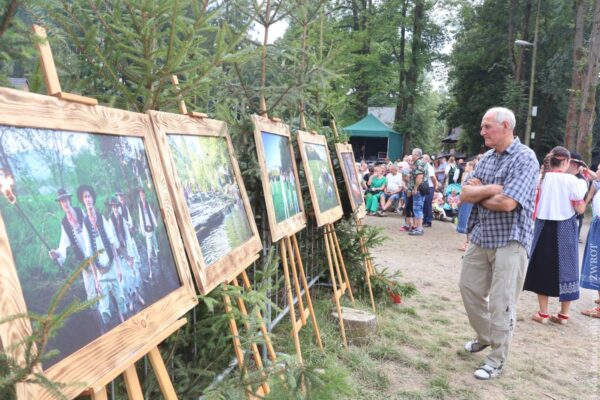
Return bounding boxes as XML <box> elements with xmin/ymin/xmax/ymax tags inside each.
<box><xmin>524</xmin><ymin>146</ymin><xmax>587</xmax><ymax>325</ymax></box>
<box><xmin>580</xmin><ymin>163</ymin><xmax>600</xmax><ymax>318</ymax></box>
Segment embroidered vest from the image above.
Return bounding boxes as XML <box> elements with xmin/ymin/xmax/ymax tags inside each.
<box><xmin>61</xmin><ymin>207</ymin><xmax>86</xmax><ymax>261</ymax></box>
<box><xmin>83</xmin><ymin>209</ymin><xmax>114</xmax><ymax>271</ymax></box>
<box><xmin>139</xmin><ymin>201</ymin><xmax>155</xmax><ymax>232</ymax></box>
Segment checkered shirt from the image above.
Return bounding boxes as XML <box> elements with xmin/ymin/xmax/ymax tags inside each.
<box><xmin>467</xmin><ymin>138</ymin><xmax>539</xmax><ymax>255</ymax></box>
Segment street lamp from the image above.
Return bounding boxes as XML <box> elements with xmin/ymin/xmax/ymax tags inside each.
<box><xmin>515</xmin><ymin>0</ymin><xmax>541</xmax><ymax>147</ymax></box>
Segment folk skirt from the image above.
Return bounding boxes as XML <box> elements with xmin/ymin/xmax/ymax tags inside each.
<box><xmin>581</xmin><ymin>217</ymin><xmax>600</xmax><ymax>290</ymax></box>
<box><xmin>524</xmin><ymin>215</ymin><xmax>580</xmax><ymax>302</ymax></box>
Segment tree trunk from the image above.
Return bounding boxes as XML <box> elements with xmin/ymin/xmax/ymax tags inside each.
<box><xmin>564</xmin><ymin>0</ymin><xmax>586</xmax><ymax>150</ymax></box>
<box><xmin>394</xmin><ymin>0</ymin><xmax>408</xmax><ymax>128</ymax></box>
<box><xmin>576</xmin><ymin>0</ymin><xmax>600</xmax><ymax>160</ymax></box>
<box><xmin>515</xmin><ymin>0</ymin><xmax>532</xmax><ymax>84</ymax></box>
<box><xmin>403</xmin><ymin>0</ymin><xmax>424</xmax><ymax>153</ymax></box>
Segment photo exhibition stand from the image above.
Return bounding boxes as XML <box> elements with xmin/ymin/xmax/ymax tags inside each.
<box><xmin>251</xmin><ymin>111</ymin><xmax>323</xmax><ymax>364</ymax></box>
<box><xmin>297</xmin><ymin>119</ymin><xmax>355</xmax><ymax>351</ymax></box>
<box><xmin>32</xmin><ymin>24</ymin><xmax>184</xmax><ymax>400</ymax></box>
<box><xmin>331</xmin><ymin>120</ymin><xmax>376</xmax><ymax>313</ymax></box>
<box><xmin>171</xmin><ymin>75</ymin><xmax>276</xmax><ymax>397</ymax></box>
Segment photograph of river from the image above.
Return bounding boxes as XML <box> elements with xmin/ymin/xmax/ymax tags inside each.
<box><xmin>167</xmin><ymin>134</ymin><xmax>253</xmax><ymax>266</ymax></box>
<box><xmin>261</xmin><ymin>131</ymin><xmax>302</xmax><ymax>222</ymax></box>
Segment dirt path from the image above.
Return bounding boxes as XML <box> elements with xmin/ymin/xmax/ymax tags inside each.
<box><xmin>365</xmin><ymin>213</ymin><xmax>600</xmax><ymax>400</ymax></box>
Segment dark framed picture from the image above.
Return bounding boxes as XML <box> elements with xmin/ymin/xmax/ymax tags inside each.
<box><xmin>148</xmin><ymin>111</ymin><xmax>262</xmax><ymax>294</ymax></box>
<box><xmin>296</xmin><ymin>130</ymin><xmax>343</xmax><ymax>226</ymax></box>
<box><xmin>334</xmin><ymin>143</ymin><xmax>366</xmax><ymax>218</ymax></box>
<box><xmin>251</xmin><ymin>115</ymin><xmax>306</xmax><ymax>242</ymax></box>
<box><xmin>0</xmin><ymin>87</ymin><xmax>197</xmax><ymax>400</ymax></box>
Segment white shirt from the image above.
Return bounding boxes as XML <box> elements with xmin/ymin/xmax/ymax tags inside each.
<box><xmin>386</xmin><ymin>172</ymin><xmax>404</xmax><ymax>192</ymax></box>
<box><xmin>427</xmin><ymin>164</ymin><xmax>435</xmax><ymax>187</ymax></box>
<box><xmin>536</xmin><ymin>172</ymin><xmax>587</xmax><ymax>221</ymax></box>
<box><xmin>592</xmin><ymin>181</ymin><xmax>600</xmax><ymax>217</ymax></box>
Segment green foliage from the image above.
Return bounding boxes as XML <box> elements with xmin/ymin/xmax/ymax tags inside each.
<box><xmin>0</xmin><ymin>256</ymin><xmax>101</xmax><ymax>399</ymax></box>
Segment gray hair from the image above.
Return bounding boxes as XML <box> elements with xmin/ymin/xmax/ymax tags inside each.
<box><xmin>486</xmin><ymin>107</ymin><xmax>516</xmax><ymax>130</ymax></box>
<box><xmin>412</xmin><ymin>148</ymin><xmax>423</xmax><ymax>157</ymax></box>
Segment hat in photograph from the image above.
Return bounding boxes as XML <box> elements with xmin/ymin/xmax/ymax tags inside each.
<box><xmin>77</xmin><ymin>184</ymin><xmax>97</xmax><ymax>204</ymax></box>
<box><xmin>55</xmin><ymin>188</ymin><xmax>72</xmax><ymax>201</ymax></box>
<box><xmin>115</xmin><ymin>189</ymin><xmax>125</xmax><ymax>196</ymax></box>
<box><xmin>108</xmin><ymin>196</ymin><xmax>120</xmax><ymax>206</ymax></box>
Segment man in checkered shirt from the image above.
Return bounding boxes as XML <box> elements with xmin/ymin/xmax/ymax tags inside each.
<box><xmin>458</xmin><ymin>107</ymin><xmax>539</xmax><ymax>380</ymax></box>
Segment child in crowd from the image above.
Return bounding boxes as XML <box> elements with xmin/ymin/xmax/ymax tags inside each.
<box><xmin>446</xmin><ymin>188</ymin><xmax>460</xmax><ymax>221</ymax></box>
<box><xmin>432</xmin><ymin>188</ymin><xmax>447</xmax><ymax>221</ymax></box>
<box><xmin>581</xmin><ymin>163</ymin><xmax>600</xmax><ymax>318</ymax></box>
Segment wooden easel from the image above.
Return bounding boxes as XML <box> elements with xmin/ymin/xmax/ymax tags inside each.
<box><xmin>300</xmin><ymin>121</ymin><xmax>355</xmax><ymax>350</ymax></box>
<box><xmin>172</xmin><ymin>76</ymin><xmax>276</xmax><ymax>397</ymax></box>
<box><xmin>279</xmin><ymin>233</ymin><xmax>323</xmax><ymax>363</ymax></box>
<box><xmin>32</xmin><ymin>24</ymin><xmax>184</xmax><ymax>400</ymax></box>
<box><xmin>331</xmin><ymin>119</ymin><xmax>376</xmax><ymax>312</ymax></box>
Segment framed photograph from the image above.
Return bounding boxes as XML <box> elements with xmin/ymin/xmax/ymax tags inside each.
<box><xmin>251</xmin><ymin>115</ymin><xmax>306</xmax><ymax>242</ymax></box>
<box><xmin>0</xmin><ymin>87</ymin><xmax>197</xmax><ymax>400</ymax></box>
<box><xmin>148</xmin><ymin>111</ymin><xmax>262</xmax><ymax>294</ymax></box>
<box><xmin>334</xmin><ymin>143</ymin><xmax>366</xmax><ymax>219</ymax></box>
<box><xmin>296</xmin><ymin>130</ymin><xmax>343</xmax><ymax>227</ymax></box>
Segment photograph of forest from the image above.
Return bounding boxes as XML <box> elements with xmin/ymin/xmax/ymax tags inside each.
<box><xmin>340</xmin><ymin>152</ymin><xmax>363</xmax><ymax>209</ymax></box>
<box><xmin>0</xmin><ymin>125</ymin><xmax>181</xmax><ymax>369</ymax></box>
<box><xmin>167</xmin><ymin>134</ymin><xmax>253</xmax><ymax>266</ymax></box>
<box><xmin>261</xmin><ymin>131</ymin><xmax>301</xmax><ymax>222</ymax></box>
<box><xmin>304</xmin><ymin>143</ymin><xmax>339</xmax><ymax>213</ymax></box>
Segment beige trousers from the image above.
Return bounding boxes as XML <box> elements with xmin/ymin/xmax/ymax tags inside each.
<box><xmin>459</xmin><ymin>241</ymin><xmax>528</xmax><ymax>368</ymax></box>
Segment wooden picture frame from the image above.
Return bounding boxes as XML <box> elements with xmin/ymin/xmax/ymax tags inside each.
<box><xmin>0</xmin><ymin>87</ymin><xmax>197</xmax><ymax>400</ymax></box>
<box><xmin>148</xmin><ymin>111</ymin><xmax>262</xmax><ymax>294</ymax></box>
<box><xmin>296</xmin><ymin>130</ymin><xmax>343</xmax><ymax>227</ymax></box>
<box><xmin>251</xmin><ymin>114</ymin><xmax>306</xmax><ymax>242</ymax></box>
<box><xmin>334</xmin><ymin>143</ymin><xmax>366</xmax><ymax>219</ymax></box>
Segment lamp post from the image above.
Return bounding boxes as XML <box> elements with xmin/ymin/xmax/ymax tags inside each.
<box><xmin>515</xmin><ymin>0</ymin><xmax>541</xmax><ymax>147</ymax></box>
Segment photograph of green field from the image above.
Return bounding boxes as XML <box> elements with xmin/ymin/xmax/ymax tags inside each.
<box><xmin>167</xmin><ymin>135</ymin><xmax>253</xmax><ymax>266</ymax></box>
<box><xmin>304</xmin><ymin>143</ymin><xmax>339</xmax><ymax>213</ymax></box>
<box><xmin>0</xmin><ymin>125</ymin><xmax>181</xmax><ymax>369</ymax></box>
<box><xmin>261</xmin><ymin>131</ymin><xmax>301</xmax><ymax>223</ymax></box>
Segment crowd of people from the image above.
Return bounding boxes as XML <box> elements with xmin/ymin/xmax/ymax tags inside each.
<box><xmin>359</xmin><ymin>148</ymin><xmax>480</xmax><ymax>241</ymax></box>
<box><xmin>359</xmin><ymin>106</ymin><xmax>600</xmax><ymax>381</ymax></box>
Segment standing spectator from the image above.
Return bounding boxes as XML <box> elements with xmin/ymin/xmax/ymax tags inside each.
<box><xmin>436</xmin><ymin>157</ymin><xmax>448</xmax><ymax>188</ymax></box>
<box><xmin>445</xmin><ymin>156</ymin><xmax>460</xmax><ymax>187</ymax></box>
<box><xmin>423</xmin><ymin>155</ymin><xmax>438</xmax><ymax>227</ymax></box>
<box><xmin>457</xmin><ymin>161</ymin><xmax>476</xmax><ymax>251</ymax></box>
<box><xmin>407</xmin><ymin>148</ymin><xmax>428</xmax><ymax>236</ymax></box>
<box><xmin>381</xmin><ymin>165</ymin><xmax>404</xmax><ymax>213</ymax></box>
<box><xmin>567</xmin><ymin>152</ymin><xmax>590</xmax><ymax>242</ymax></box>
<box><xmin>524</xmin><ymin>147</ymin><xmax>586</xmax><ymax>325</ymax></box>
<box><xmin>400</xmin><ymin>169</ymin><xmax>414</xmax><ymax>231</ymax></box>
<box><xmin>365</xmin><ymin>166</ymin><xmax>386</xmax><ymax>216</ymax></box>
<box><xmin>579</xmin><ymin>163</ymin><xmax>600</xmax><ymax>318</ymax></box>
<box><xmin>459</xmin><ymin>107</ymin><xmax>538</xmax><ymax>380</ymax></box>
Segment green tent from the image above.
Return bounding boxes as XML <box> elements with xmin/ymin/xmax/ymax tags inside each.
<box><xmin>342</xmin><ymin>114</ymin><xmax>404</xmax><ymax>162</ymax></box>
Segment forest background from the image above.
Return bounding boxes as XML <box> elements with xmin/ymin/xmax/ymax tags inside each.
<box><xmin>1</xmin><ymin>0</ymin><xmax>600</xmax><ymax>398</ymax></box>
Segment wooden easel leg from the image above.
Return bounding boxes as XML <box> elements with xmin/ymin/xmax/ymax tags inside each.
<box><xmin>240</xmin><ymin>271</ymin><xmax>277</xmax><ymax>361</ymax></box>
<box><xmin>356</xmin><ymin>218</ymin><xmax>376</xmax><ymax>312</ymax></box>
<box><xmin>323</xmin><ymin>226</ymin><xmax>348</xmax><ymax>350</ymax></box>
<box><xmin>122</xmin><ymin>365</ymin><xmax>144</xmax><ymax>400</ymax></box>
<box><xmin>89</xmin><ymin>388</ymin><xmax>108</xmax><ymax>400</ymax></box>
<box><xmin>280</xmin><ymin>238</ymin><xmax>304</xmax><ymax>363</ymax></box>
<box><xmin>231</xmin><ymin>277</ymin><xmax>270</xmax><ymax>395</ymax></box>
<box><xmin>286</xmin><ymin>236</ymin><xmax>307</xmax><ymax>326</ymax></box>
<box><xmin>291</xmin><ymin>234</ymin><xmax>323</xmax><ymax>350</ymax></box>
<box><xmin>330</xmin><ymin>224</ymin><xmax>355</xmax><ymax>304</ymax></box>
<box><xmin>325</xmin><ymin>225</ymin><xmax>346</xmax><ymax>297</ymax></box>
<box><xmin>223</xmin><ymin>293</ymin><xmax>246</xmax><ymax>369</ymax></box>
<box><xmin>147</xmin><ymin>347</ymin><xmax>178</xmax><ymax>400</ymax></box>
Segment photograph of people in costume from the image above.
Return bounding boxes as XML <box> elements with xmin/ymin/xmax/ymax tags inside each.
<box><xmin>304</xmin><ymin>142</ymin><xmax>339</xmax><ymax>213</ymax></box>
<box><xmin>261</xmin><ymin>131</ymin><xmax>301</xmax><ymax>222</ymax></box>
<box><xmin>0</xmin><ymin>125</ymin><xmax>181</xmax><ymax>369</ymax></box>
<box><xmin>167</xmin><ymin>134</ymin><xmax>253</xmax><ymax>266</ymax></box>
<box><xmin>340</xmin><ymin>152</ymin><xmax>364</xmax><ymax>209</ymax></box>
